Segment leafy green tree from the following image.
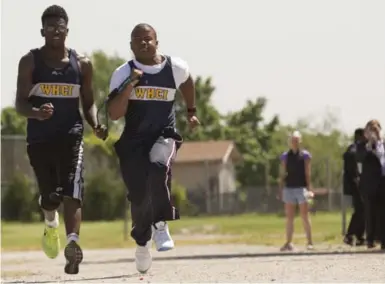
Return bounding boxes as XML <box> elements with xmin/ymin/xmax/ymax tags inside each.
<box><xmin>85</xmin><ymin>50</ymin><xmax>126</xmax><ymax>133</ymax></box>
<box><xmin>1</xmin><ymin>106</ymin><xmax>27</xmax><ymax>135</ymax></box>
<box><xmin>298</xmin><ymin>112</ymin><xmax>349</xmax><ymax>190</ymax></box>
<box><xmin>224</xmin><ymin>97</ymin><xmax>280</xmax><ymax>187</ymax></box>
<box><xmin>174</xmin><ymin>76</ymin><xmax>224</xmax><ymax>141</ymax></box>
<box><xmin>89</xmin><ymin>50</ymin><xmax>126</xmax><ymax>104</ymax></box>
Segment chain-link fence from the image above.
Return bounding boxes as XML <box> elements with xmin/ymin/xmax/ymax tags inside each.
<box><xmin>1</xmin><ymin>135</ymin><xmax>348</xmax><ymax>217</ymax></box>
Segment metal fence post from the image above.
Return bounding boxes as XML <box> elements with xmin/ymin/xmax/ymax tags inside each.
<box><xmin>326</xmin><ymin>158</ymin><xmax>332</xmax><ymax>211</ymax></box>
<box><xmin>123</xmin><ymin>198</ymin><xmax>129</xmax><ymax>241</ymax></box>
<box><xmin>341</xmin><ymin>189</ymin><xmax>347</xmax><ymax>235</ymax></box>
<box><xmin>204</xmin><ymin>160</ymin><xmax>211</xmax><ymax>214</ymax></box>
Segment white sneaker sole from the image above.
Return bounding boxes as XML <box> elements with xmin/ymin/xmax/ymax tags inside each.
<box><xmin>135</xmin><ymin>244</ymin><xmax>152</xmax><ymax>274</ymax></box>
<box><xmin>156</xmin><ymin>240</ymin><xmax>175</xmax><ymax>252</ymax></box>
<box><xmin>136</xmin><ymin>263</ymin><xmax>151</xmax><ymax>274</ymax></box>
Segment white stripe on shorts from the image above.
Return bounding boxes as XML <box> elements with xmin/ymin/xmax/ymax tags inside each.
<box><xmin>72</xmin><ymin>141</ymin><xmax>84</xmax><ymax>200</ymax></box>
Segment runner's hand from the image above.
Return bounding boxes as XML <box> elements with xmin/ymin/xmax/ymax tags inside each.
<box><xmin>36</xmin><ymin>103</ymin><xmax>54</xmax><ymax>120</ymax></box>
<box><xmin>94</xmin><ymin>124</ymin><xmax>108</xmax><ymax>140</ymax></box>
<box><xmin>130</xmin><ymin>68</ymin><xmax>143</xmax><ymax>86</ymax></box>
<box><xmin>187</xmin><ymin>114</ymin><xmax>200</xmax><ymax>129</ymax></box>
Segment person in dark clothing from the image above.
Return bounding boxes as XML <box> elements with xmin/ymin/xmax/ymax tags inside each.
<box><xmin>360</xmin><ymin>120</ymin><xmax>385</xmax><ymax>250</ymax></box>
<box><xmin>15</xmin><ymin>5</ymin><xmax>107</xmax><ymax>274</ymax></box>
<box><xmin>343</xmin><ymin>128</ymin><xmax>367</xmax><ymax>246</ymax></box>
<box><xmin>107</xmin><ymin>23</ymin><xmax>199</xmax><ymax>273</ymax></box>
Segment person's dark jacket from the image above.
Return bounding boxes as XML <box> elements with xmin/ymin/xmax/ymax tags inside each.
<box><xmin>343</xmin><ymin>142</ymin><xmax>366</xmax><ymax>196</ymax></box>
<box><xmin>360</xmin><ymin>141</ymin><xmax>385</xmax><ymax>244</ymax></box>
<box><xmin>360</xmin><ymin>142</ymin><xmax>385</xmax><ymax>196</ymax></box>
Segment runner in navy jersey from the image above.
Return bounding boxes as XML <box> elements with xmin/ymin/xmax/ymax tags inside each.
<box><xmin>15</xmin><ymin>5</ymin><xmax>107</xmax><ymax>275</ymax></box>
<box><xmin>107</xmin><ymin>23</ymin><xmax>200</xmax><ymax>273</ymax></box>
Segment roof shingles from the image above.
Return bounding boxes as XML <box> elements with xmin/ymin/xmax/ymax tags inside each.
<box><xmin>175</xmin><ymin>140</ymin><xmax>236</xmax><ymax>163</ymax></box>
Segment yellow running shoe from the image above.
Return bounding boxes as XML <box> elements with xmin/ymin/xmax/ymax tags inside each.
<box><xmin>42</xmin><ymin>226</ymin><xmax>60</xmax><ymax>259</ymax></box>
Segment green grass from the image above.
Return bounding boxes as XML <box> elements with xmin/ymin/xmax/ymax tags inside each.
<box><xmin>1</xmin><ymin>212</ymin><xmax>345</xmax><ymax>251</ymax></box>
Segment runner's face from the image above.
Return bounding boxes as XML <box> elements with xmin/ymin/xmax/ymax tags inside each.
<box><xmin>42</xmin><ymin>17</ymin><xmax>68</xmax><ymax>48</ymax></box>
<box><xmin>130</xmin><ymin>27</ymin><xmax>157</xmax><ymax>60</ymax></box>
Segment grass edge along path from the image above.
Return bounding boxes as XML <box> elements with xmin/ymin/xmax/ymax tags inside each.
<box><xmin>1</xmin><ymin>212</ymin><xmax>344</xmax><ymax>251</ymax></box>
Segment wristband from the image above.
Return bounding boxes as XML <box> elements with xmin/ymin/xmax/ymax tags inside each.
<box><xmin>187</xmin><ymin>107</ymin><xmax>197</xmax><ymax>114</ymax></box>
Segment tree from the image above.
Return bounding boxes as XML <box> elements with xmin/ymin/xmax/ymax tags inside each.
<box><xmin>174</xmin><ymin>76</ymin><xmax>224</xmax><ymax>141</ymax></box>
<box><xmin>89</xmin><ymin>50</ymin><xmax>126</xmax><ymax>104</ymax></box>
<box><xmin>85</xmin><ymin>50</ymin><xmax>126</xmax><ymax>133</ymax></box>
<box><xmin>224</xmin><ymin>97</ymin><xmax>280</xmax><ymax>187</ymax></box>
<box><xmin>298</xmin><ymin>111</ymin><xmax>349</xmax><ymax>191</ymax></box>
<box><xmin>1</xmin><ymin>107</ymin><xmax>27</xmax><ymax>135</ymax></box>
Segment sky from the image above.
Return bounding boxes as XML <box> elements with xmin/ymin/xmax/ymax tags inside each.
<box><xmin>1</xmin><ymin>0</ymin><xmax>384</xmax><ymax>134</ymax></box>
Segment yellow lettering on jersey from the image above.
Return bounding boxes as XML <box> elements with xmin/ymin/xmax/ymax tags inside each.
<box><xmin>134</xmin><ymin>88</ymin><xmax>169</xmax><ymax>101</ymax></box>
<box><xmin>156</xmin><ymin>89</ymin><xmax>168</xmax><ymax>100</ymax></box>
<box><xmin>135</xmin><ymin>88</ymin><xmax>146</xmax><ymax>99</ymax></box>
<box><xmin>62</xmin><ymin>85</ymin><xmax>73</xmax><ymax>96</ymax></box>
<box><xmin>147</xmin><ymin>88</ymin><xmax>155</xmax><ymax>99</ymax></box>
<box><xmin>40</xmin><ymin>84</ymin><xmax>74</xmax><ymax>97</ymax></box>
<box><xmin>40</xmin><ymin>84</ymin><xmax>51</xmax><ymax>95</ymax></box>
<box><xmin>51</xmin><ymin>85</ymin><xmax>60</xmax><ymax>95</ymax></box>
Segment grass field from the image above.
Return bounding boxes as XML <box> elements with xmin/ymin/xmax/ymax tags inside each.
<box><xmin>1</xmin><ymin>212</ymin><xmax>345</xmax><ymax>251</ymax></box>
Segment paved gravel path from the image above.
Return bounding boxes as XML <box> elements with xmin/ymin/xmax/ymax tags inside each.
<box><xmin>2</xmin><ymin>245</ymin><xmax>384</xmax><ymax>283</ymax></box>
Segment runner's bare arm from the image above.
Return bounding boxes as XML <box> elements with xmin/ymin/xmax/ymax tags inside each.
<box><xmin>79</xmin><ymin>55</ymin><xmax>98</xmax><ymax>128</ymax></box>
<box><xmin>107</xmin><ymin>82</ymin><xmax>134</xmax><ymax>121</ymax></box>
<box><xmin>15</xmin><ymin>52</ymin><xmax>40</xmax><ymax>118</ymax></box>
<box><xmin>179</xmin><ymin>75</ymin><xmax>195</xmax><ymax>109</ymax></box>
<box><xmin>107</xmin><ymin>68</ymin><xmax>142</xmax><ymax>121</ymax></box>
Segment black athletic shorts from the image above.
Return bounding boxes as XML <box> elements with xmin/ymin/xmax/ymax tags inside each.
<box><xmin>27</xmin><ymin>136</ymin><xmax>84</xmax><ymax>210</ymax></box>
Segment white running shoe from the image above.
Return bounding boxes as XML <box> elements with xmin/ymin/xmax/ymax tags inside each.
<box><xmin>135</xmin><ymin>241</ymin><xmax>152</xmax><ymax>274</ymax></box>
<box><xmin>152</xmin><ymin>221</ymin><xmax>174</xmax><ymax>252</ymax></box>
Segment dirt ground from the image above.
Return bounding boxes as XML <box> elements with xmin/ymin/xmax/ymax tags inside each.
<box><xmin>2</xmin><ymin>244</ymin><xmax>385</xmax><ymax>283</ymax></box>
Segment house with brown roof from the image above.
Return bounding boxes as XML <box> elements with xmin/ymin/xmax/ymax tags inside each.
<box><xmin>172</xmin><ymin>140</ymin><xmax>242</xmax><ymax>213</ymax></box>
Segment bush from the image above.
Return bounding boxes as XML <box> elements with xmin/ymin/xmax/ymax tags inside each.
<box><xmin>171</xmin><ymin>180</ymin><xmax>187</xmax><ymax>210</ymax></box>
<box><xmin>171</xmin><ymin>180</ymin><xmax>198</xmax><ymax>216</ymax></box>
<box><xmin>1</xmin><ymin>173</ymin><xmax>38</xmax><ymax>222</ymax></box>
<box><xmin>83</xmin><ymin>169</ymin><xmax>126</xmax><ymax>221</ymax></box>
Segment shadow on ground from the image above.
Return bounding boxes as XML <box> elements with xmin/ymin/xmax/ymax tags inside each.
<box><xmin>83</xmin><ymin>248</ymin><xmax>384</xmax><ymax>265</ymax></box>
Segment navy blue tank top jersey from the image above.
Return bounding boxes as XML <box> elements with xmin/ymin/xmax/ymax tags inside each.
<box><xmin>27</xmin><ymin>48</ymin><xmax>83</xmax><ymax>144</ymax></box>
<box><xmin>121</xmin><ymin>56</ymin><xmax>177</xmax><ymax>140</ymax></box>
<box><xmin>280</xmin><ymin>149</ymin><xmax>311</xmax><ymax>188</ymax></box>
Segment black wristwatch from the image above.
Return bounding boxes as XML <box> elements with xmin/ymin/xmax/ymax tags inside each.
<box><xmin>187</xmin><ymin>107</ymin><xmax>197</xmax><ymax>114</ymax></box>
